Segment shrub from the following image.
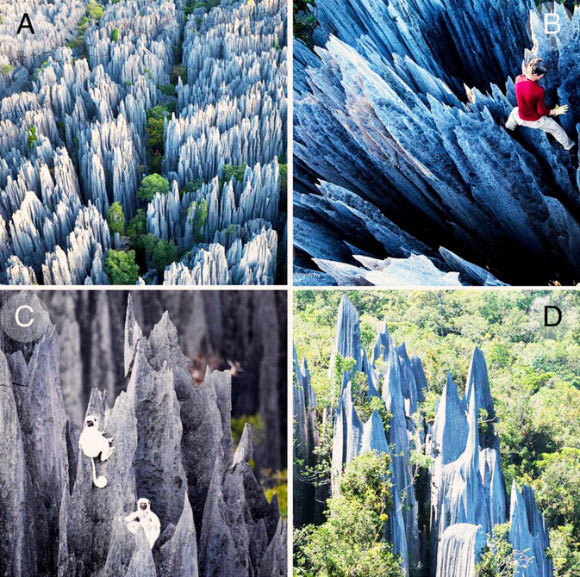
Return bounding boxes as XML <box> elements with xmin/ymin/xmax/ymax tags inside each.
<box><xmin>0</xmin><ymin>64</ymin><xmax>14</xmax><ymax>76</ymax></box>
<box><xmin>27</xmin><ymin>126</ymin><xmax>38</xmax><ymax>149</ymax></box>
<box><xmin>294</xmin><ymin>453</ymin><xmax>404</xmax><ymax>577</ymax></box>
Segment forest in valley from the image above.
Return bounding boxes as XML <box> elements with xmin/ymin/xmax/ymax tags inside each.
<box><xmin>294</xmin><ymin>290</ymin><xmax>580</xmax><ymax>577</ymax></box>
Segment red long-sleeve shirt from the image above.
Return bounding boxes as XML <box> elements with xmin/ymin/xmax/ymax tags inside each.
<box><xmin>515</xmin><ymin>75</ymin><xmax>550</xmax><ymax>121</ymax></box>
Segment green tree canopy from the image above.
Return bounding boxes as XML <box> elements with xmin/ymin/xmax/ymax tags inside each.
<box><xmin>104</xmin><ymin>250</ymin><xmax>139</xmax><ymax>285</ymax></box>
<box><xmin>294</xmin><ymin>452</ymin><xmax>403</xmax><ymax>577</ymax></box>
<box><xmin>138</xmin><ymin>174</ymin><xmax>170</xmax><ymax>202</ymax></box>
<box><xmin>107</xmin><ymin>202</ymin><xmax>125</xmax><ymax>236</ymax></box>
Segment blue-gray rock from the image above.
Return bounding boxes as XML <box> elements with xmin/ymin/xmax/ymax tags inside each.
<box><xmin>435</xmin><ymin>524</ymin><xmax>487</xmax><ymax>577</ymax></box>
<box><xmin>294</xmin><ymin>0</ymin><xmax>580</xmax><ymax>286</ymax></box>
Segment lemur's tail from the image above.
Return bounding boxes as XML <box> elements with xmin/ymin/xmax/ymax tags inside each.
<box><xmin>90</xmin><ymin>456</ymin><xmax>108</xmax><ymax>488</ymax></box>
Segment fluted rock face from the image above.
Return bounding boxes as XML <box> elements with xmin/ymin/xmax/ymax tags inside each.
<box><xmin>0</xmin><ymin>0</ymin><xmax>85</xmax><ymax>83</ymax></box>
<box><xmin>295</xmin><ymin>0</ymin><xmax>580</xmax><ymax>286</ymax></box>
<box><xmin>297</xmin><ymin>296</ymin><xmax>553</xmax><ymax>576</ymax></box>
<box><xmin>435</xmin><ymin>524</ymin><xmax>486</xmax><ymax>577</ymax></box>
<box><xmin>0</xmin><ymin>295</ymin><xmax>286</xmax><ymax>577</ymax></box>
<box><xmin>0</xmin><ymin>0</ymin><xmax>286</xmax><ymax>285</ymax></box>
<box><xmin>293</xmin><ymin>347</ymin><xmax>318</xmax><ymax>526</ymax></box>
<box><xmin>24</xmin><ymin>290</ymin><xmax>287</xmax><ymax>474</ymax></box>
<box><xmin>509</xmin><ymin>482</ymin><xmax>553</xmax><ymax>577</ymax></box>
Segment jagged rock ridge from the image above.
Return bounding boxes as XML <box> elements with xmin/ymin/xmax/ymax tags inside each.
<box><xmin>294</xmin><ymin>0</ymin><xmax>580</xmax><ymax>286</ymax></box>
<box><xmin>0</xmin><ymin>0</ymin><xmax>286</xmax><ymax>285</ymax></box>
<box><xmin>294</xmin><ymin>295</ymin><xmax>553</xmax><ymax>576</ymax></box>
<box><xmin>0</xmin><ymin>295</ymin><xmax>286</xmax><ymax>577</ymax></box>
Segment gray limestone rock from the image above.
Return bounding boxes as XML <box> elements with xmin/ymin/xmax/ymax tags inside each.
<box><xmin>0</xmin><ymin>296</ymin><xmax>285</xmax><ymax>577</ymax></box>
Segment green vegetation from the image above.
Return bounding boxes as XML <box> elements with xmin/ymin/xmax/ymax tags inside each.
<box><xmin>476</xmin><ymin>523</ymin><xmax>524</xmax><ymax>577</ymax></box>
<box><xmin>294</xmin><ymin>452</ymin><xmax>404</xmax><ymax>577</ymax></box>
<box><xmin>107</xmin><ymin>202</ymin><xmax>125</xmax><ymax>236</ymax></box>
<box><xmin>27</xmin><ymin>126</ymin><xmax>38</xmax><ymax>149</ymax></box>
<box><xmin>86</xmin><ymin>1</ymin><xmax>105</xmax><ymax>20</ymax></box>
<box><xmin>111</xmin><ymin>28</ymin><xmax>120</xmax><ymax>42</ymax></box>
<box><xmin>0</xmin><ymin>64</ymin><xmax>14</xmax><ymax>76</ymax></box>
<box><xmin>225</xmin><ymin>223</ymin><xmax>239</xmax><ymax>236</ymax></box>
<box><xmin>183</xmin><ymin>179</ymin><xmax>204</xmax><ymax>194</ymax></box>
<box><xmin>232</xmin><ymin>414</ymin><xmax>266</xmax><ymax>446</ymax></box>
<box><xmin>222</xmin><ymin>163</ymin><xmax>247</xmax><ymax>183</ymax></box>
<box><xmin>145</xmin><ymin>236</ymin><xmax>178</xmax><ymax>273</ymax></box>
<box><xmin>127</xmin><ymin>209</ymin><xmax>147</xmax><ymax>248</ymax></box>
<box><xmin>145</xmin><ymin>105</ymin><xmax>174</xmax><ymax>173</ymax></box>
<box><xmin>104</xmin><ymin>250</ymin><xmax>140</xmax><ymax>284</ymax></box>
<box><xmin>294</xmin><ymin>290</ymin><xmax>580</xmax><ymax>576</ymax></box>
<box><xmin>294</xmin><ymin>0</ymin><xmax>317</xmax><ymax>47</ymax></box>
<box><xmin>184</xmin><ymin>0</ymin><xmax>221</xmax><ymax>17</ymax></box>
<box><xmin>157</xmin><ymin>84</ymin><xmax>176</xmax><ymax>96</ymax></box>
<box><xmin>188</xmin><ymin>199</ymin><xmax>208</xmax><ymax>242</ymax></box>
<box><xmin>137</xmin><ymin>173</ymin><xmax>170</xmax><ymax>202</ymax></box>
<box><xmin>171</xmin><ymin>64</ymin><xmax>188</xmax><ymax>85</ymax></box>
<box><xmin>263</xmin><ymin>469</ymin><xmax>288</xmax><ymax>518</ymax></box>
<box><xmin>68</xmin><ymin>1</ymin><xmax>105</xmax><ymax>53</ymax></box>
<box><xmin>125</xmin><ymin>210</ymin><xmax>177</xmax><ymax>280</ymax></box>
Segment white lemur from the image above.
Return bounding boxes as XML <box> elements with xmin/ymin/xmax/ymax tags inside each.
<box><xmin>79</xmin><ymin>415</ymin><xmax>114</xmax><ymax>488</ymax></box>
<box><xmin>123</xmin><ymin>498</ymin><xmax>161</xmax><ymax>548</ymax></box>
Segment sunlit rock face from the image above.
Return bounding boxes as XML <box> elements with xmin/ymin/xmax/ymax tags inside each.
<box><xmin>295</xmin><ymin>296</ymin><xmax>553</xmax><ymax>576</ymax></box>
<box><xmin>0</xmin><ymin>0</ymin><xmax>286</xmax><ymax>285</ymax></box>
<box><xmin>294</xmin><ymin>0</ymin><xmax>580</xmax><ymax>286</ymax></box>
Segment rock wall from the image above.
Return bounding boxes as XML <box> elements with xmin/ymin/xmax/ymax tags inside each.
<box><xmin>0</xmin><ymin>290</ymin><xmax>287</xmax><ymax>473</ymax></box>
<box><xmin>0</xmin><ymin>294</ymin><xmax>287</xmax><ymax>577</ymax></box>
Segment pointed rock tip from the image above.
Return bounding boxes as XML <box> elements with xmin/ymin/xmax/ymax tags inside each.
<box><xmin>0</xmin><ymin>349</ymin><xmax>10</xmax><ymax>386</ymax></box>
<box><xmin>233</xmin><ymin>422</ymin><xmax>254</xmax><ymax>466</ymax></box>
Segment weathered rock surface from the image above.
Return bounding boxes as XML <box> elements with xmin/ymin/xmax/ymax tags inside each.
<box><xmin>294</xmin><ymin>0</ymin><xmax>580</xmax><ymax>286</ymax></box>
<box><xmin>0</xmin><ymin>297</ymin><xmax>286</xmax><ymax>577</ymax></box>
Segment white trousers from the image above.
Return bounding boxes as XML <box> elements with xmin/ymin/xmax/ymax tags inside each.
<box><xmin>506</xmin><ymin>107</ymin><xmax>574</xmax><ymax>150</ymax></box>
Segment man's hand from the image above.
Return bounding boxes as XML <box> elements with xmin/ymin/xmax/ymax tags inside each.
<box><xmin>552</xmin><ymin>104</ymin><xmax>569</xmax><ymax>116</ymax></box>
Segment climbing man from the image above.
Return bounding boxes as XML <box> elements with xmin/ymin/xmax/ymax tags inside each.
<box><xmin>505</xmin><ymin>57</ymin><xmax>575</xmax><ymax>151</ymax></box>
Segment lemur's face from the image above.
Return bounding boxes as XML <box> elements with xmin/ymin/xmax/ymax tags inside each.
<box><xmin>138</xmin><ymin>499</ymin><xmax>150</xmax><ymax>511</ymax></box>
<box><xmin>86</xmin><ymin>416</ymin><xmax>97</xmax><ymax>428</ymax></box>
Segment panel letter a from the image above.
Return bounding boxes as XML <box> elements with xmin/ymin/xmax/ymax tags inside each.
<box><xmin>17</xmin><ymin>14</ymin><xmax>35</xmax><ymax>34</ymax></box>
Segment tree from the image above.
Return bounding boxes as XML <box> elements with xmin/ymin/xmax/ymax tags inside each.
<box><xmin>146</xmin><ymin>105</ymin><xmax>174</xmax><ymax>173</ymax></box>
<box><xmin>549</xmin><ymin>525</ymin><xmax>580</xmax><ymax>577</ymax></box>
<box><xmin>127</xmin><ymin>209</ymin><xmax>147</xmax><ymax>248</ymax></box>
<box><xmin>104</xmin><ymin>250</ymin><xmax>139</xmax><ymax>285</ymax></box>
<box><xmin>476</xmin><ymin>523</ymin><xmax>529</xmax><ymax>577</ymax></box>
<box><xmin>138</xmin><ymin>174</ymin><xmax>170</xmax><ymax>202</ymax></box>
<box><xmin>27</xmin><ymin>126</ymin><xmax>38</xmax><ymax>149</ymax></box>
<box><xmin>294</xmin><ymin>452</ymin><xmax>404</xmax><ymax>577</ymax></box>
<box><xmin>533</xmin><ymin>449</ymin><xmax>580</xmax><ymax>530</ymax></box>
<box><xmin>107</xmin><ymin>202</ymin><xmax>125</xmax><ymax>236</ymax></box>
<box><xmin>150</xmin><ymin>238</ymin><xmax>178</xmax><ymax>273</ymax></box>
<box><xmin>111</xmin><ymin>28</ymin><xmax>120</xmax><ymax>42</ymax></box>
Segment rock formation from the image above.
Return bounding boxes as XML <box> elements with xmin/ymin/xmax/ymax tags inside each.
<box><xmin>295</xmin><ymin>296</ymin><xmax>553</xmax><ymax>576</ymax></box>
<box><xmin>0</xmin><ymin>290</ymin><xmax>287</xmax><ymax>474</ymax></box>
<box><xmin>0</xmin><ymin>294</ymin><xmax>286</xmax><ymax>577</ymax></box>
<box><xmin>0</xmin><ymin>0</ymin><xmax>286</xmax><ymax>285</ymax></box>
<box><xmin>294</xmin><ymin>0</ymin><xmax>580</xmax><ymax>286</ymax></box>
